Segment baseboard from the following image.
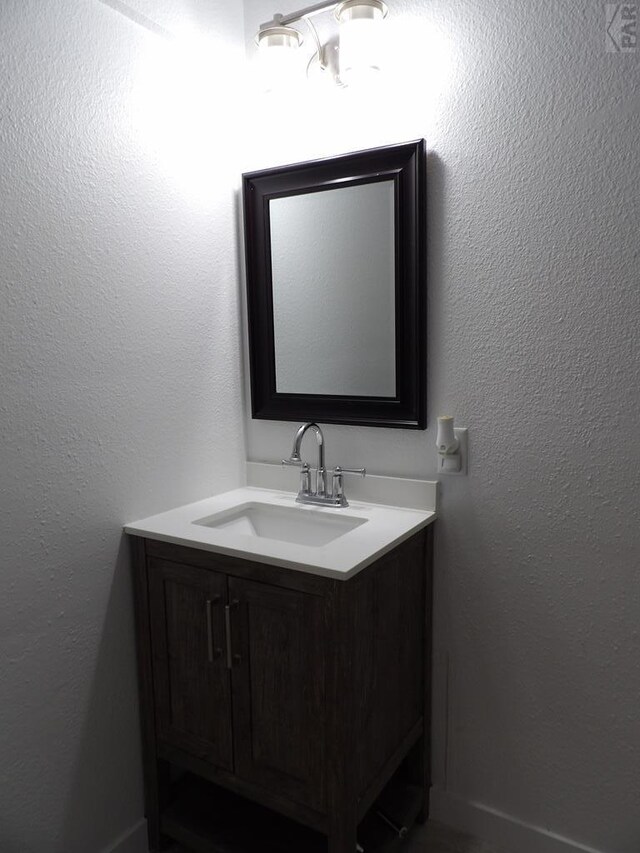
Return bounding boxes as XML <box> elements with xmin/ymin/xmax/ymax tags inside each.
<box><xmin>103</xmin><ymin>819</ymin><xmax>147</xmax><ymax>853</ymax></box>
<box><xmin>430</xmin><ymin>788</ymin><xmax>606</xmax><ymax>853</ymax></box>
<box><xmin>99</xmin><ymin>794</ymin><xmax>607</xmax><ymax>853</ymax></box>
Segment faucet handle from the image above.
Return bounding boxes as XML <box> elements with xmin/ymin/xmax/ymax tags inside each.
<box><xmin>331</xmin><ymin>466</ymin><xmax>366</xmax><ymax>505</ymax></box>
<box><xmin>299</xmin><ymin>462</ymin><xmax>311</xmax><ymax>495</ymax></box>
<box><xmin>334</xmin><ymin>466</ymin><xmax>366</xmax><ymax>478</ymax></box>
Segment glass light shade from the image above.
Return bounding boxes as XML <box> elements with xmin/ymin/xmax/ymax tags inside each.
<box><xmin>336</xmin><ymin>0</ymin><xmax>387</xmax><ymax>86</ymax></box>
<box><xmin>257</xmin><ymin>25</ymin><xmax>303</xmax><ymax>92</ymax></box>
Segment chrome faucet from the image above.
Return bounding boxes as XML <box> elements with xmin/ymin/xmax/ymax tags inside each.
<box><xmin>282</xmin><ymin>422</ymin><xmax>366</xmax><ymax>508</ymax></box>
<box><xmin>286</xmin><ymin>422</ymin><xmax>327</xmax><ymax>495</ymax></box>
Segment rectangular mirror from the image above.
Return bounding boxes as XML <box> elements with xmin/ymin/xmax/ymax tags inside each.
<box><xmin>242</xmin><ymin>140</ymin><xmax>426</xmax><ymax>429</ymax></box>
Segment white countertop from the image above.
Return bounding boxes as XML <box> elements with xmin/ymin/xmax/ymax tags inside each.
<box><xmin>124</xmin><ymin>486</ymin><xmax>436</xmax><ymax>580</ymax></box>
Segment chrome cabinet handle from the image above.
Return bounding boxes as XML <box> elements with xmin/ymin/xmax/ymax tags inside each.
<box><xmin>224</xmin><ymin>599</ymin><xmax>240</xmax><ymax>670</ymax></box>
<box><xmin>206</xmin><ymin>595</ymin><xmax>221</xmax><ymax>664</ymax></box>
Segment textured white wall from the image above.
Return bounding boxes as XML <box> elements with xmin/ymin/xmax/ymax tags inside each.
<box><xmin>2</xmin><ymin>1</ymin><xmax>638</xmax><ymax>851</ymax></box>
<box><xmin>0</xmin><ymin>1</ymin><xmax>245</xmax><ymax>851</ymax></box>
<box><xmin>242</xmin><ymin>1</ymin><xmax>640</xmax><ymax>852</ymax></box>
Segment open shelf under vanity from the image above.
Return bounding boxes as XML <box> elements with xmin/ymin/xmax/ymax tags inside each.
<box><xmin>161</xmin><ymin>771</ymin><xmax>424</xmax><ymax>853</ymax></box>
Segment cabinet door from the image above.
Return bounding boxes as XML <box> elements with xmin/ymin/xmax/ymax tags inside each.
<box><xmin>228</xmin><ymin>577</ymin><xmax>326</xmax><ymax>811</ymax></box>
<box><xmin>148</xmin><ymin>558</ymin><xmax>233</xmax><ymax>771</ymax></box>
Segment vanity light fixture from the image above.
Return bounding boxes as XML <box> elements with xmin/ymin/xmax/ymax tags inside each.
<box><xmin>256</xmin><ymin>0</ymin><xmax>388</xmax><ymax>89</ymax></box>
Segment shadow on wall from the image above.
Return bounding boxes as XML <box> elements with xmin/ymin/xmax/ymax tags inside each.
<box><xmin>424</xmin><ymin>148</ymin><xmax>449</xmax><ymax>787</ymax></box>
<box><xmin>57</xmin><ymin>537</ymin><xmax>143</xmax><ymax>853</ymax></box>
<box><xmin>425</xmin><ymin>136</ymin><xmax>545</xmax><ymax>805</ymax></box>
<box><xmin>426</xmin><ymin>148</ymin><xmax>445</xmax><ymax>418</ymax></box>
<box><xmin>425</xmin><ymin>147</ymin><xmax>536</xmax><ymax>809</ymax></box>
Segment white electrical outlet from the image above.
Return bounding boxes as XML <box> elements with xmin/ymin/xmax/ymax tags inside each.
<box><xmin>437</xmin><ymin>427</ymin><xmax>468</xmax><ymax>475</ymax></box>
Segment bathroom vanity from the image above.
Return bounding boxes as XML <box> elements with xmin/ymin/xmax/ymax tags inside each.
<box><xmin>127</xmin><ymin>479</ymin><xmax>435</xmax><ymax>853</ymax></box>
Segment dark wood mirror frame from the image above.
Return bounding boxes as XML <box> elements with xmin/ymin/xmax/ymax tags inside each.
<box><xmin>242</xmin><ymin>139</ymin><xmax>427</xmax><ymax>430</ymax></box>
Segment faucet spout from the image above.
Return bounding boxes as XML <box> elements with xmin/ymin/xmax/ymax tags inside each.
<box><xmin>291</xmin><ymin>422</ymin><xmax>325</xmax><ymax>473</ymax></box>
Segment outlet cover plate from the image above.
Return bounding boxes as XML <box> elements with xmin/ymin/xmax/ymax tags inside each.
<box><xmin>437</xmin><ymin>427</ymin><xmax>468</xmax><ymax>475</ymax></box>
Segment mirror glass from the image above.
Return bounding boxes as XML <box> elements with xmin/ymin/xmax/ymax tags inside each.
<box><xmin>270</xmin><ymin>180</ymin><xmax>396</xmax><ymax>397</ymax></box>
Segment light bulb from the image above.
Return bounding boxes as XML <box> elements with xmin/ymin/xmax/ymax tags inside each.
<box><xmin>257</xmin><ymin>25</ymin><xmax>303</xmax><ymax>93</ymax></box>
<box><xmin>336</xmin><ymin>0</ymin><xmax>387</xmax><ymax>86</ymax></box>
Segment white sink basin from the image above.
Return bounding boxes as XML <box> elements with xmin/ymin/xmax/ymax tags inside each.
<box><xmin>194</xmin><ymin>502</ymin><xmax>366</xmax><ymax>547</ymax></box>
<box><xmin>125</xmin><ymin>486</ymin><xmax>435</xmax><ymax>579</ymax></box>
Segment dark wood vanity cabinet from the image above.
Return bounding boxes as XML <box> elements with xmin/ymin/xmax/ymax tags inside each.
<box><xmin>131</xmin><ymin>525</ymin><xmax>433</xmax><ymax>853</ymax></box>
<box><xmin>148</xmin><ymin>561</ymin><xmax>233</xmax><ymax>771</ymax></box>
